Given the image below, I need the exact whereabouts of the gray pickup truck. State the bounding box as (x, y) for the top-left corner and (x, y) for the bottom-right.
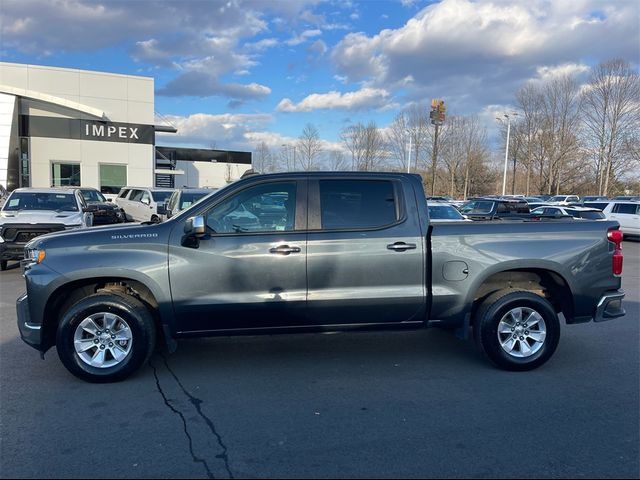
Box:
(17, 172), (626, 382)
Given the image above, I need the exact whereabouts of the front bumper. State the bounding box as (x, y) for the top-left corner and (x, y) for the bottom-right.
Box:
(0, 242), (26, 261)
(16, 292), (43, 351)
(594, 290), (626, 322)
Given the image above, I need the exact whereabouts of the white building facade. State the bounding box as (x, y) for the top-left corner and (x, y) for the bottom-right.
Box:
(0, 62), (251, 192)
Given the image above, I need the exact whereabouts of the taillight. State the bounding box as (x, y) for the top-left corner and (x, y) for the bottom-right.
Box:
(608, 228), (623, 276)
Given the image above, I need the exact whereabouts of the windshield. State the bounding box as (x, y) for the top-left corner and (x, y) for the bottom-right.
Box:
(179, 192), (211, 210)
(81, 189), (106, 203)
(428, 205), (464, 220)
(151, 191), (174, 203)
(460, 200), (494, 214)
(575, 210), (605, 220)
(2, 192), (78, 212)
(549, 196), (567, 202)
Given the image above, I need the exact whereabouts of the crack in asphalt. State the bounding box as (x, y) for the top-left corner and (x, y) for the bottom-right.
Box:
(149, 358), (215, 479)
(160, 353), (235, 479)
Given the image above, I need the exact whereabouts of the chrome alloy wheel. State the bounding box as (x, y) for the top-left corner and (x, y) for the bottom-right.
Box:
(73, 313), (133, 368)
(497, 307), (547, 358)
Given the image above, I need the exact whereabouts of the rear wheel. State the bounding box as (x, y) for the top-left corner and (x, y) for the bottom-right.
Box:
(474, 289), (560, 371)
(0, 260), (7, 271)
(56, 293), (156, 382)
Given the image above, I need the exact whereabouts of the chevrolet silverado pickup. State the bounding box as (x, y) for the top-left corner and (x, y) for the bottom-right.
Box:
(16, 172), (626, 382)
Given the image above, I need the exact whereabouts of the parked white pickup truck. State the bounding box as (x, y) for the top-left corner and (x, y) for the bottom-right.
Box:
(0, 188), (93, 270)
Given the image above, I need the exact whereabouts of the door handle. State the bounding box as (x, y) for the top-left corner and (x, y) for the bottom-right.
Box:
(269, 245), (301, 255)
(387, 242), (417, 252)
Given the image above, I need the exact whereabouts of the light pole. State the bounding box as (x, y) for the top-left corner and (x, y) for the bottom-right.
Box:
(497, 112), (517, 196)
(406, 132), (412, 174)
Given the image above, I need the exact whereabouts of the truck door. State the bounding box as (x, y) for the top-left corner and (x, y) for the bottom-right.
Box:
(305, 177), (426, 326)
(167, 179), (307, 332)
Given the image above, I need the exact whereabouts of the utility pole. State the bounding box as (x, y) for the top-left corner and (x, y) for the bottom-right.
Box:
(497, 112), (517, 196)
(429, 99), (445, 196)
(406, 133), (412, 173)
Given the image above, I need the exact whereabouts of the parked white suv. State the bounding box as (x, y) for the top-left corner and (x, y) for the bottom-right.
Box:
(547, 195), (580, 205)
(115, 187), (175, 223)
(601, 201), (640, 238)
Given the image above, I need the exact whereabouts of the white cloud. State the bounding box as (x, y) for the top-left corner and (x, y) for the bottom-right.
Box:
(276, 87), (392, 112)
(244, 38), (279, 51)
(307, 39), (328, 56)
(156, 112), (274, 149)
(286, 29), (322, 46)
(331, 0), (639, 110)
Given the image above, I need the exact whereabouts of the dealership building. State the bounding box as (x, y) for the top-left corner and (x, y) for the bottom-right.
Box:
(0, 62), (251, 192)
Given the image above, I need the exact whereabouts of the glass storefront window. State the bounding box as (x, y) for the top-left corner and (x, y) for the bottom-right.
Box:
(51, 162), (81, 186)
(99, 164), (127, 195)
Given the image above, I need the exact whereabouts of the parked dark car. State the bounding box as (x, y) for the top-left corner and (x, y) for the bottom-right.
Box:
(78, 188), (125, 225)
(459, 197), (530, 220)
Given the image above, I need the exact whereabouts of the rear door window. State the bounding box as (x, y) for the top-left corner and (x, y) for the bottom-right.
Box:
(319, 180), (398, 230)
(613, 203), (639, 214)
(129, 190), (144, 202)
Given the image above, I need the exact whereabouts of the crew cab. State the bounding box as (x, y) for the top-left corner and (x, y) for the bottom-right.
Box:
(0, 188), (93, 271)
(16, 173), (625, 382)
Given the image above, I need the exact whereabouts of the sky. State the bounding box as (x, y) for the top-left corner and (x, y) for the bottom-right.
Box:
(1, 0), (639, 155)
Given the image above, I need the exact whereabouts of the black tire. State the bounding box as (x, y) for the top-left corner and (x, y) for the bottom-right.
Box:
(150, 214), (159, 223)
(56, 293), (156, 383)
(0, 260), (7, 271)
(473, 289), (560, 371)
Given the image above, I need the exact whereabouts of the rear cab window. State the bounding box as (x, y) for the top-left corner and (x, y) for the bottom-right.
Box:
(318, 179), (398, 230)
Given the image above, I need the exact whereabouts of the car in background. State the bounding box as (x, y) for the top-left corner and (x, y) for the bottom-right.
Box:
(459, 197), (530, 221)
(160, 188), (215, 221)
(547, 195), (580, 205)
(530, 206), (606, 220)
(427, 202), (471, 222)
(115, 187), (175, 223)
(601, 201), (640, 239)
(0, 188), (93, 270)
(76, 187), (124, 225)
(612, 196), (640, 201)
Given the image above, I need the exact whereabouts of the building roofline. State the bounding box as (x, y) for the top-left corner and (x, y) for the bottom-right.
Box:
(0, 61), (153, 81)
(0, 84), (105, 118)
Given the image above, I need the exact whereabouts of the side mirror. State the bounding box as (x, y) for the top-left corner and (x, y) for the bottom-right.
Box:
(141, 197), (150, 205)
(106, 198), (113, 202)
(157, 203), (168, 215)
(184, 215), (206, 236)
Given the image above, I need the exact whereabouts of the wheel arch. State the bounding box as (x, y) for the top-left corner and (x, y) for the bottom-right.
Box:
(40, 276), (175, 353)
(469, 267), (574, 327)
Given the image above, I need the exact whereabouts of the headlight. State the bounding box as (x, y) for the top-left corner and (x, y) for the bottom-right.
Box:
(24, 248), (46, 264)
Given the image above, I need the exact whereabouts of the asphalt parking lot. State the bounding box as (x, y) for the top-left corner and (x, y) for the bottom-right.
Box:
(1, 242), (638, 479)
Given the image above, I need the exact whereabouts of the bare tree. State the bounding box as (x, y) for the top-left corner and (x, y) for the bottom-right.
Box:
(297, 123), (323, 171)
(340, 121), (387, 171)
(387, 111), (411, 171)
(252, 141), (274, 173)
(328, 150), (349, 171)
(580, 59), (640, 196)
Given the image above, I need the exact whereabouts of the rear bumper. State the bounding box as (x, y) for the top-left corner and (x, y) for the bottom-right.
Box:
(594, 290), (625, 322)
(16, 292), (43, 351)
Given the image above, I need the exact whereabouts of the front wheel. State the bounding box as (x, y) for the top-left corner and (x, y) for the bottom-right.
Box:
(56, 293), (156, 382)
(474, 289), (560, 371)
(0, 260), (7, 271)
